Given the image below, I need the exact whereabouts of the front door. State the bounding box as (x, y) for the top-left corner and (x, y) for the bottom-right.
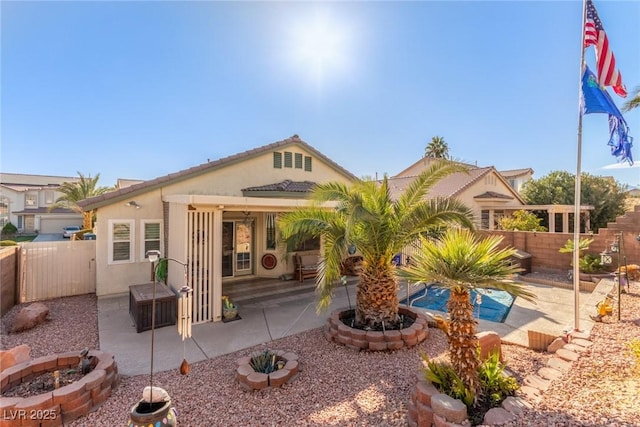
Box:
(222, 220), (254, 278)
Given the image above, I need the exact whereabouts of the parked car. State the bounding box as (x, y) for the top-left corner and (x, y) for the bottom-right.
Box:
(62, 226), (81, 238)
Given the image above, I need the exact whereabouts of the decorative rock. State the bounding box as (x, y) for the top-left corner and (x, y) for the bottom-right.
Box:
(537, 367), (563, 381)
(571, 338), (593, 348)
(10, 303), (49, 333)
(547, 357), (572, 372)
(483, 407), (516, 425)
(501, 396), (532, 416)
(524, 374), (551, 391)
(563, 343), (586, 353)
(556, 348), (579, 362)
(516, 385), (542, 402)
(547, 337), (566, 353)
(431, 393), (468, 424)
(570, 330), (591, 340)
(477, 331), (502, 361)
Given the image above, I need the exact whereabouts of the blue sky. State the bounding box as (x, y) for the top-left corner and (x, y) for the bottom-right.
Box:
(2, 1), (639, 188)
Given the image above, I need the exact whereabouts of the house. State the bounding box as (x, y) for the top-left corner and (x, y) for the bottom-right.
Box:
(77, 135), (358, 324)
(391, 158), (591, 232)
(499, 168), (534, 193)
(0, 173), (82, 233)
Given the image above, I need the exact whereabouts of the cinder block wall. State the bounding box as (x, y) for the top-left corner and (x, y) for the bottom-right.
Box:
(479, 205), (640, 272)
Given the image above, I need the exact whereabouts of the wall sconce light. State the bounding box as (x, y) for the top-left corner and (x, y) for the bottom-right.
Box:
(126, 201), (141, 209)
(146, 249), (161, 263)
(609, 241), (619, 253)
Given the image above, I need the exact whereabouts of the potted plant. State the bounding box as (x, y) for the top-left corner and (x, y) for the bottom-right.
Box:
(222, 295), (238, 321)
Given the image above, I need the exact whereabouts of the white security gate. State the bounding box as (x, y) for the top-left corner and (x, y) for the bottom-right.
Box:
(187, 211), (214, 323)
(18, 241), (96, 302)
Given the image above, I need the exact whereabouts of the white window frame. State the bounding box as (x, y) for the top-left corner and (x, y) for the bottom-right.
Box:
(45, 190), (55, 204)
(25, 193), (37, 207)
(108, 220), (135, 264)
(140, 220), (163, 261)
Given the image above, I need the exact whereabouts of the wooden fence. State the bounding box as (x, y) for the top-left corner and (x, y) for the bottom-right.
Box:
(1, 247), (18, 315)
(18, 241), (96, 303)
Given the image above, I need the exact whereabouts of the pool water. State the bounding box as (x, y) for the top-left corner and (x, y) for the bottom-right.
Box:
(401, 286), (515, 323)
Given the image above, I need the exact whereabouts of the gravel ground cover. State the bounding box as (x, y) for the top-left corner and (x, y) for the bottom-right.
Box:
(1, 280), (639, 426)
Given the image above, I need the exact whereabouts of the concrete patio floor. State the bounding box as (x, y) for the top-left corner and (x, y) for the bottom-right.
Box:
(98, 277), (615, 376)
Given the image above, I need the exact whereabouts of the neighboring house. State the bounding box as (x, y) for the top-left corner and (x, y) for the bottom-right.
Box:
(499, 168), (534, 193)
(77, 135), (358, 324)
(391, 158), (591, 232)
(0, 173), (82, 233)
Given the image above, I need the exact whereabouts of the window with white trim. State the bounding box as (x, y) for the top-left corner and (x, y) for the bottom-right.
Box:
(141, 220), (162, 260)
(25, 193), (37, 207)
(45, 191), (55, 204)
(109, 220), (134, 264)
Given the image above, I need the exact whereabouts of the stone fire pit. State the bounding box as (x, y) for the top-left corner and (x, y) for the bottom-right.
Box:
(323, 306), (430, 351)
(0, 350), (119, 426)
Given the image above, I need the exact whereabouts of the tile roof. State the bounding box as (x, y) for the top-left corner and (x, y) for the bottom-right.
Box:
(386, 167), (493, 200)
(78, 135), (358, 210)
(499, 168), (534, 178)
(473, 191), (514, 200)
(242, 180), (316, 193)
(12, 207), (77, 214)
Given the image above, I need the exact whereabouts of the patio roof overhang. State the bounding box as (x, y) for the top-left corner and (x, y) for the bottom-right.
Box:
(162, 194), (339, 212)
(480, 204), (595, 212)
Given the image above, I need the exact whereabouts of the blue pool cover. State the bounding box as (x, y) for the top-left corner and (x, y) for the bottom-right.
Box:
(401, 286), (515, 323)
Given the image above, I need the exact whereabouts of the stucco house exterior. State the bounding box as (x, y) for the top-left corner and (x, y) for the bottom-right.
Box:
(77, 135), (358, 323)
(0, 173), (82, 233)
(391, 158), (592, 232)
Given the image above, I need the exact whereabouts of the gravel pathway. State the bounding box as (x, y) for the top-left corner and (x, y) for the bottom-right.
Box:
(2, 282), (639, 426)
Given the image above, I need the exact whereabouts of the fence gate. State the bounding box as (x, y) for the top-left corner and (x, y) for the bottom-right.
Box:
(18, 241), (96, 302)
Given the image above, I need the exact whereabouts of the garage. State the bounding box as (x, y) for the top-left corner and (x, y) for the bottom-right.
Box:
(39, 216), (82, 234)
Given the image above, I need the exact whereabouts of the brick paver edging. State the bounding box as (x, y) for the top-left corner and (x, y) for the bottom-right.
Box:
(0, 350), (119, 426)
(323, 306), (430, 351)
(236, 350), (300, 391)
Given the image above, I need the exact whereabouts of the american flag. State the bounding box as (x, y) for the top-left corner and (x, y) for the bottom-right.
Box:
(584, 0), (627, 97)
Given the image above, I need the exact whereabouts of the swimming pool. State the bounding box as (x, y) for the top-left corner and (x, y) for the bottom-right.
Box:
(401, 285), (515, 323)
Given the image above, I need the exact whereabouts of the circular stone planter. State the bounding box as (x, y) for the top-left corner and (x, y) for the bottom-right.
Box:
(323, 306), (430, 351)
(235, 350), (299, 391)
(0, 350), (119, 427)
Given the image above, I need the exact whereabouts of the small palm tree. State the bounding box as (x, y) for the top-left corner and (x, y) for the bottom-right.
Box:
(398, 229), (536, 399)
(278, 160), (475, 329)
(424, 136), (449, 159)
(622, 86), (640, 112)
(49, 172), (113, 229)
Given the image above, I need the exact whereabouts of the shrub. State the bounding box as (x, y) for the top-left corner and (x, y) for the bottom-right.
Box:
(579, 253), (609, 274)
(1, 222), (17, 238)
(421, 350), (519, 425)
(627, 339), (640, 372)
(0, 240), (17, 246)
(249, 350), (285, 374)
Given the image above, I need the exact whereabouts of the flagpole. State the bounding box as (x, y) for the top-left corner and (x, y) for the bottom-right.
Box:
(572, 0), (588, 332)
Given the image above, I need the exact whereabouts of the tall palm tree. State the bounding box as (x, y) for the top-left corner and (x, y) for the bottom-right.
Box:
(424, 136), (449, 159)
(278, 160), (475, 329)
(49, 172), (113, 229)
(398, 229), (536, 399)
(622, 86), (640, 112)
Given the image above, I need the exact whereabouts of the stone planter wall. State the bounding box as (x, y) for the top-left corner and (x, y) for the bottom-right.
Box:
(0, 350), (119, 426)
(323, 306), (430, 351)
(236, 350), (299, 391)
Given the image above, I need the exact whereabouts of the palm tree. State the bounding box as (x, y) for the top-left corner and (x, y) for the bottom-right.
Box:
(398, 229), (535, 399)
(424, 136), (449, 159)
(622, 86), (640, 112)
(49, 172), (113, 229)
(278, 160), (475, 329)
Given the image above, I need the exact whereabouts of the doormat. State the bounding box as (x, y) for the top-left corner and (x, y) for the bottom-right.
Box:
(222, 315), (242, 323)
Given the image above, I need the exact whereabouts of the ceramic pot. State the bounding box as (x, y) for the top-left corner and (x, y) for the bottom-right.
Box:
(128, 399), (177, 427)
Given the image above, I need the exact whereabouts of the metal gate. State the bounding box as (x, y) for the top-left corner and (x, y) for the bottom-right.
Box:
(18, 241), (96, 302)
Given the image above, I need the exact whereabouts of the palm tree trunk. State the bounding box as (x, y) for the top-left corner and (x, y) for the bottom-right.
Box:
(355, 260), (399, 328)
(447, 287), (480, 398)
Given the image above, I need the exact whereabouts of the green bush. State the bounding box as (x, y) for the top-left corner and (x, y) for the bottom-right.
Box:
(0, 240), (17, 246)
(421, 350), (519, 425)
(1, 222), (18, 238)
(579, 253), (609, 274)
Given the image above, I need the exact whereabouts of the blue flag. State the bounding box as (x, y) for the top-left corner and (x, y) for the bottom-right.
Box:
(581, 65), (633, 165)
